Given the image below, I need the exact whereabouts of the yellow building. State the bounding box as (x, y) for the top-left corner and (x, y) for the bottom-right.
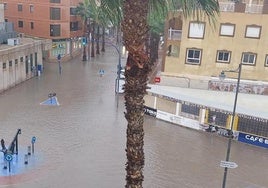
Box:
(162, 0), (268, 93)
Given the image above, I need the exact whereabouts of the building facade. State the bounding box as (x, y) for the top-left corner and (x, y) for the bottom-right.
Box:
(0, 37), (51, 93)
(3, 0), (84, 61)
(162, 0), (268, 94)
(0, 3), (51, 93)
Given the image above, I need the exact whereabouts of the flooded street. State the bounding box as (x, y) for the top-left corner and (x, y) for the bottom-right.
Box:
(0, 48), (267, 188)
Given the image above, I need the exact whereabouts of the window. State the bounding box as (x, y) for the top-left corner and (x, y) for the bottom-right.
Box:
(70, 7), (77, 15)
(216, 50), (231, 63)
(20, 57), (23, 63)
(18, 21), (23, 28)
(4, 3), (7, 10)
(242, 52), (256, 65)
(186, 48), (202, 65)
(50, 24), (61, 36)
(188, 22), (205, 39)
(30, 5), (34, 13)
(181, 104), (200, 116)
(15, 59), (18, 66)
(50, 0), (61, 3)
(207, 110), (228, 128)
(220, 23), (235, 37)
(31, 22), (34, 29)
(70, 22), (79, 31)
(238, 116), (268, 138)
(9, 61), (12, 67)
(50, 7), (61, 20)
(245, 25), (261, 38)
(18, 4), (23, 11)
(3, 63), (6, 69)
(265, 55), (268, 67)
(167, 45), (179, 57)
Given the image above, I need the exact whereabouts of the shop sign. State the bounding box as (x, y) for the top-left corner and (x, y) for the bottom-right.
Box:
(238, 132), (268, 149)
(144, 106), (157, 117)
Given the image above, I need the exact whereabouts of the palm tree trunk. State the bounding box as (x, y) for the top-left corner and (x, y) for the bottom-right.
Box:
(96, 25), (100, 55)
(122, 0), (150, 187)
(82, 20), (87, 61)
(91, 21), (95, 57)
(101, 26), (105, 52)
(150, 32), (160, 64)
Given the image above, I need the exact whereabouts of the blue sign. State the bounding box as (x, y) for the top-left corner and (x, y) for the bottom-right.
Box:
(82, 37), (87, 45)
(5, 153), (13, 162)
(238, 132), (268, 149)
(32, 136), (36, 144)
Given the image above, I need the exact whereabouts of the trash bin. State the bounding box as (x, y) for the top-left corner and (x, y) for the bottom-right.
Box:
(37, 64), (43, 73)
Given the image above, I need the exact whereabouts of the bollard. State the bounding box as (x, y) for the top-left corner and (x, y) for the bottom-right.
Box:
(27, 146), (31, 155)
(24, 154), (28, 164)
(3, 160), (7, 170)
(31, 136), (36, 154)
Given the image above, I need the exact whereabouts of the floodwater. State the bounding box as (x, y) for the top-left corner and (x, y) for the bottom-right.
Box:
(0, 47), (267, 188)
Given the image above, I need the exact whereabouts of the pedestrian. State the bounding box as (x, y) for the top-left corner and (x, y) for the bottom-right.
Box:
(1, 139), (7, 153)
(57, 54), (62, 74)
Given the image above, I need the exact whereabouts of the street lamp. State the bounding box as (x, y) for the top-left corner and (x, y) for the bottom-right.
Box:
(219, 63), (242, 188)
(100, 40), (122, 93)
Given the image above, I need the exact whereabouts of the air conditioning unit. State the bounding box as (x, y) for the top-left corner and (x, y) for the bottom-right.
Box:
(7, 38), (20, 46)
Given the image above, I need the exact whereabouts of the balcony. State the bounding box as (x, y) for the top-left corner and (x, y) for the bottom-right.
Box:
(219, 2), (263, 14)
(245, 4), (263, 14)
(168, 28), (182, 41)
(219, 2), (235, 12)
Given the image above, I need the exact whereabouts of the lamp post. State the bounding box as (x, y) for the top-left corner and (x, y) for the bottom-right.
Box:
(82, 36), (87, 61)
(99, 39), (122, 93)
(219, 63), (242, 188)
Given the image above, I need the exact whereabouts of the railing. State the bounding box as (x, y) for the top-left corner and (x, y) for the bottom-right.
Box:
(168, 29), (182, 40)
(245, 4), (263, 14)
(219, 2), (263, 14)
(219, 2), (235, 12)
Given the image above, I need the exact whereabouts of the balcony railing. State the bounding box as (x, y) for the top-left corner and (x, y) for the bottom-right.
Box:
(168, 29), (182, 41)
(219, 2), (263, 14)
(219, 2), (235, 12)
(245, 4), (263, 14)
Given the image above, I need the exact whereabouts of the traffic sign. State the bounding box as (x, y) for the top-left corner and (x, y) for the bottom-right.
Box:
(32, 136), (36, 144)
(220, 160), (238, 169)
(5, 153), (13, 162)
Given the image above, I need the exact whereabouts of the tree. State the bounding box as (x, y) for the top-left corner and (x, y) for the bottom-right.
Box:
(80, 0), (219, 187)
(76, 0), (91, 61)
(91, 0), (122, 55)
(121, 0), (219, 187)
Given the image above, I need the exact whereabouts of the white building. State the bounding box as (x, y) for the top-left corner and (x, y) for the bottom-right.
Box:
(0, 3), (51, 93)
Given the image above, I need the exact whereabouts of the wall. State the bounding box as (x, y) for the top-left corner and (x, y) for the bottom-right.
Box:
(0, 38), (46, 93)
(3, 0), (83, 39)
(144, 91), (268, 149)
(163, 11), (268, 82)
